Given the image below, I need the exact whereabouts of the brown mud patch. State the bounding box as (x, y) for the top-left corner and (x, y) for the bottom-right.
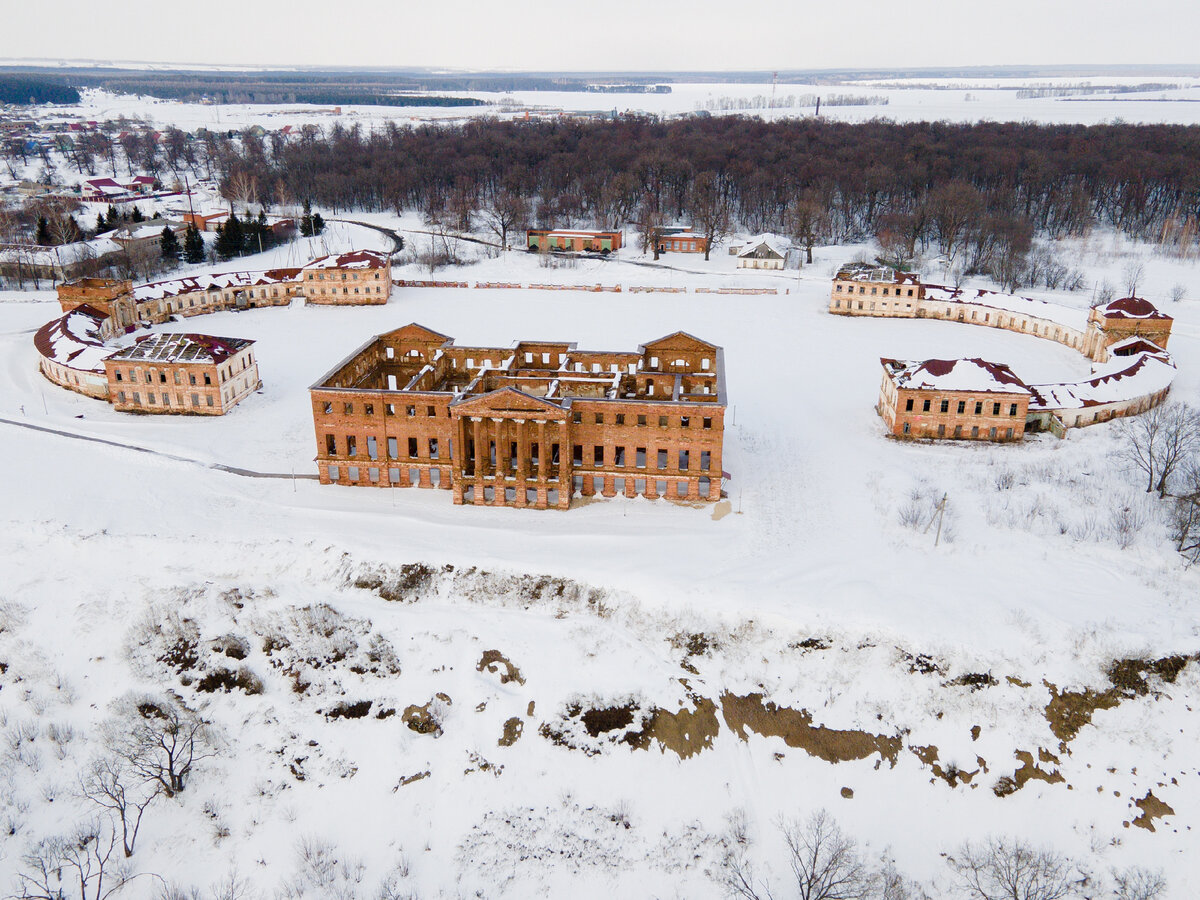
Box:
(910, 744), (978, 788)
(720, 692), (902, 767)
(1132, 791), (1175, 832)
(1044, 653), (1198, 747)
(499, 717), (524, 747)
(993, 749), (1064, 797)
(637, 699), (720, 760)
(477, 650), (526, 685)
(711, 500), (733, 521)
(402, 694), (450, 737)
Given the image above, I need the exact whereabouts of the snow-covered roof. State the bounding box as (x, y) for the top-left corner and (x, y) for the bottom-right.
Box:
(881, 357), (1032, 395)
(1028, 350), (1176, 411)
(133, 267), (301, 301)
(736, 233), (789, 258)
(110, 332), (254, 366)
(302, 249), (390, 270)
(0, 237), (123, 267)
(33, 304), (114, 373)
(835, 262), (920, 284)
(1095, 296), (1172, 321)
(922, 284), (1090, 333)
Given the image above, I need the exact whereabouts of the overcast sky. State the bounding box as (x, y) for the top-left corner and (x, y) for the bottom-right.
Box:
(8, 0), (1200, 72)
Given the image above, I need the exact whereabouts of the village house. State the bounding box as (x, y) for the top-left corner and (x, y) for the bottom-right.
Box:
(309, 324), (725, 510)
(879, 358), (1032, 441)
(654, 226), (708, 254)
(104, 332), (260, 415)
(735, 234), (789, 269)
(830, 263), (925, 312)
(301, 250), (392, 305)
(526, 229), (623, 253)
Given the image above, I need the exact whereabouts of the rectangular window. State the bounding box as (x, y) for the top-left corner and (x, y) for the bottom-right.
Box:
(573, 411), (582, 424)
(974, 402), (983, 415)
(573, 444), (583, 464)
(992, 403), (1001, 416)
(657, 449), (668, 470)
(1006, 428), (1014, 439)
(189, 374), (197, 386)
(701, 450), (711, 470)
(115, 371), (123, 382)
(922, 399), (931, 412)
(679, 450), (689, 470)
(615, 413), (625, 425)
(408, 438), (418, 458)
(369, 467), (380, 483)
(637, 415), (647, 426)
(614, 446), (626, 467)
(989, 427), (997, 439)
(939, 400), (949, 413)
(954, 425), (962, 437)
(191, 393), (199, 407)
(117, 391), (125, 403)
(204, 374), (212, 386)
(594, 446), (604, 465)
(957, 401), (966, 414)
(636, 447), (647, 468)
(427, 405), (435, 417)
(347, 466), (359, 481)
(344, 402), (353, 415)
(367, 436), (378, 460)
(206, 396), (213, 407)
(902, 422), (910, 434)
(1010, 404), (1018, 417)
(388, 437), (398, 459)
(329, 466), (340, 481)
(937, 424), (946, 437)
(594, 413), (603, 425)
(406, 405), (415, 417)
(364, 403), (374, 416)
(346, 436), (357, 456)
(905, 399), (913, 412)
(658, 416), (668, 427)
(326, 435), (337, 455)
(429, 438), (439, 459)
(702, 417), (712, 429)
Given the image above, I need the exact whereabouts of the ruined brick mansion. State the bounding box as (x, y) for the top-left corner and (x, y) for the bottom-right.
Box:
(310, 324), (726, 510)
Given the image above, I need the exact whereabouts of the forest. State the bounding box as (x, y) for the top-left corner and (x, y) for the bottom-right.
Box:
(206, 116), (1200, 285)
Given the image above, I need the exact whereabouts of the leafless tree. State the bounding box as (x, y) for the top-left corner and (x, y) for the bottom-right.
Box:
(102, 695), (219, 798)
(1169, 461), (1200, 564)
(788, 194), (827, 265)
(14, 818), (143, 900)
(946, 837), (1075, 900)
(480, 189), (528, 250)
(686, 171), (733, 261)
(635, 193), (666, 260)
(1123, 260), (1145, 298)
(1119, 401), (1200, 496)
(1112, 867), (1166, 900)
(723, 810), (878, 900)
(79, 756), (162, 857)
(1169, 283), (1187, 303)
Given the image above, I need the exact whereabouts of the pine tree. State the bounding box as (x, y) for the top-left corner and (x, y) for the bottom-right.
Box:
(160, 226), (180, 261)
(96, 213), (107, 233)
(184, 223), (205, 264)
(311, 212), (325, 236)
(105, 205), (119, 229)
(35, 216), (50, 245)
(299, 199), (314, 237)
(130, 205), (144, 223)
(214, 212), (244, 259)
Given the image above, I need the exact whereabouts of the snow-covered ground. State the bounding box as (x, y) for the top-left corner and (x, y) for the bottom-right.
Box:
(2, 222), (1199, 897)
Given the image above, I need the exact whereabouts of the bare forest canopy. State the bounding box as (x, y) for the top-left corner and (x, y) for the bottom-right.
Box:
(0, 74), (80, 105)
(210, 117), (1200, 252)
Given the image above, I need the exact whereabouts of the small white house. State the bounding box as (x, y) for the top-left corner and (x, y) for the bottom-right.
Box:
(735, 234), (790, 270)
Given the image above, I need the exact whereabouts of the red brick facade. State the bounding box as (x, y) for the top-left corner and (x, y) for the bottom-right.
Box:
(310, 324), (725, 510)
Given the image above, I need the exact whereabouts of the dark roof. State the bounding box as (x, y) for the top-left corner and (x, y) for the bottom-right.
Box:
(1100, 297), (1172, 321)
(109, 332), (254, 365)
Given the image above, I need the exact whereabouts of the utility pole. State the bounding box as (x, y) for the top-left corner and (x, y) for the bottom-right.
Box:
(924, 493), (949, 546)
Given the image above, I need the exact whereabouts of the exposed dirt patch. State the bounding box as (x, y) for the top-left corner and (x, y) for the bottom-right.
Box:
(582, 704), (637, 737)
(499, 717), (524, 747)
(791, 637), (832, 653)
(1044, 654), (1198, 747)
(711, 500), (733, 521)
(719, 692), (902, 767)
(841, 787), (854, 798)
(355, 562), (445, 602)
(910, 744), (978, 787)
(638, 699), (720, 760)
(901, 652), (946, 676)
(325, 700), (373, 720)
(195, 666), (263, 695)
(465, 750), (503, 777)
(994, 749), (1064, 797)
(396, 770), (430, 789)
(1132, 791), (1175, 831)
(403, 699), (445, 737)
(477, 650), (526, 685)
(947, 672), (998, 691)
(539, 700), (651, 756)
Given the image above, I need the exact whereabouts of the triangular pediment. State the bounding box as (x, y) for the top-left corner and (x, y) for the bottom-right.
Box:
(641, 331), (719, 353)
(381, 322), (452, 343)
(450, 388), (566, 417)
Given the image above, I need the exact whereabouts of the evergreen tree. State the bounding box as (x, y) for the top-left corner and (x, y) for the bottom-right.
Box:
(299, 199), (314, 237)
(184, 223), (205, 264)
(130, 205), (144, 223)
(310, 212), (325, 236)
(160, 225), (180, 261)
(214, 211), (244, 259)
(35, 216), (50, 245)
(96, 213), (107, 233)
(106, 205), (119, 228)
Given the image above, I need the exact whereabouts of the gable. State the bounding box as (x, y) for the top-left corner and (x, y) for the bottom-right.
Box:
(642, 331), (719, 354)
(451, 388), (566, 417)
(380, 322), (452, 344)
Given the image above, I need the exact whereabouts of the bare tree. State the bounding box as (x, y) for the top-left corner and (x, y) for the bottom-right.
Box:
(1119, 402), (1200, 496)
(15, 818), (142, 900)
(79, 756), (162, 857)
(1112, 867), (1166, 900)
(722, 810), (878, 900)
(635, 192), (666, 260)
(103, 695), (218, 798)
(1123, 260), (1145, 298)
(946, 837), (1075, 900)
(686, 171), (733, 261)
(1169, 461), (1200, 564)
(1169, 283), (1187, 303)
(480, 189), (528, 250)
